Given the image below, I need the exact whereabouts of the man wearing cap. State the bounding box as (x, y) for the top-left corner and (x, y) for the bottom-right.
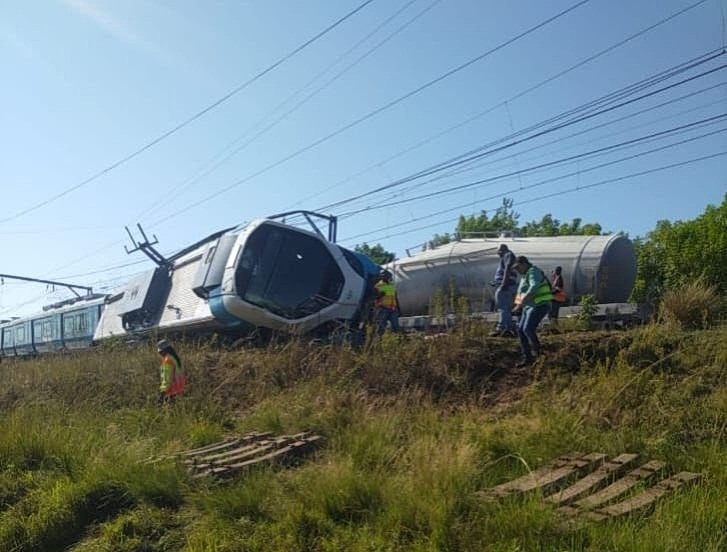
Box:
(157, 339), (186, 404)
(511, 256), (553, 367)
(490, 243), (518, 337)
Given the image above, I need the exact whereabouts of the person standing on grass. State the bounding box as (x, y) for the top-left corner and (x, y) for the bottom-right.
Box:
(549, 266), (567, 322)
(374, 270), (400, 334)
(489, 243), (518, 337)
(511, 256), (553, 367)
(157, 339), (186, 405)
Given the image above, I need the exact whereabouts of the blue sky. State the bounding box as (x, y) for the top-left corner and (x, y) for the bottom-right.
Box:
(1, 0), (725, 316)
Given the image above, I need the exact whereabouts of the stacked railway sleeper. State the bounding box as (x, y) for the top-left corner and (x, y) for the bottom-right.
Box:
(163, 431), (324, 479)
(477, 452), (701, 522)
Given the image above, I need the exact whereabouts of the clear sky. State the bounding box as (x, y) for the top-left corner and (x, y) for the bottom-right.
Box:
(1, 0), (725, 316)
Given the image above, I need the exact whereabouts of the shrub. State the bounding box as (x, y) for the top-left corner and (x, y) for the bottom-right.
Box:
(658, 280), (720, 330)
(577, 294), (597, 330)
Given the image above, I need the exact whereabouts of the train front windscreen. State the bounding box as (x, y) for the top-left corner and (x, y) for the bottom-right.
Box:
(234, 224), (345, 320)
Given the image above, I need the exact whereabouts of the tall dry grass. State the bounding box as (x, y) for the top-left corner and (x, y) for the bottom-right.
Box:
(0, 325), (723, 551)
(658, 280), (722, 330)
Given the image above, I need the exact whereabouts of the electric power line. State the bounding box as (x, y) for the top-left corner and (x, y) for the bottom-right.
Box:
(339, 112), (727, 217)
(134, 0), (433, 221)
(0, 0), (378, 225)
(352, 85), (727, 210)
(351, 149), (727, 246)
(315, 52), (727, 213)
(289, 0), (713, 209)
(147, 0), (594, 227)
(342, 125), (727, 243)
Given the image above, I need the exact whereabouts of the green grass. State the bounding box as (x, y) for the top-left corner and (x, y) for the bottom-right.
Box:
(0, 324), (724, 551)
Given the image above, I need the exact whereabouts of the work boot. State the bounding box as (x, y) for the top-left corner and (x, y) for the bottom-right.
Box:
(515, 356), (534, 368)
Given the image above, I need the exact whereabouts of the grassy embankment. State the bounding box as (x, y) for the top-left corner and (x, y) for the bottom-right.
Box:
(0, 322), (724, 551)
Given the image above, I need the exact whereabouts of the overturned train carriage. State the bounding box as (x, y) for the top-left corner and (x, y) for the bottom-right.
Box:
(94, 218), (380, 341)
(391, 234), (637, 316)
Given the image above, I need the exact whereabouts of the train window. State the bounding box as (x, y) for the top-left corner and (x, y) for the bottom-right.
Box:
(15, 326), (25, 343)
(236, 225), (344, 319)
(79, 313), (88, 332)
(66, 315), (76, 336)
(42, 320), (53, 340)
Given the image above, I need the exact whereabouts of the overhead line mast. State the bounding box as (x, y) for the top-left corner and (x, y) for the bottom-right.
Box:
(0, 274), (92, 299)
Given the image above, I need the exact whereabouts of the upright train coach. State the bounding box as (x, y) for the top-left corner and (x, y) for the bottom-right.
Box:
(0, 212), (638, 356)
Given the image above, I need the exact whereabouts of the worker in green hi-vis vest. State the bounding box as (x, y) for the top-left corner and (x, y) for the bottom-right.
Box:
(511, 256), (554, 368)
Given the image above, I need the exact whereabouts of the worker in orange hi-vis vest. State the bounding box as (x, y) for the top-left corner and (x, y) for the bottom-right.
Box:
(549, 266), (567, 322)
(157, 339), (186, 405)
(374, 270), (401, 334)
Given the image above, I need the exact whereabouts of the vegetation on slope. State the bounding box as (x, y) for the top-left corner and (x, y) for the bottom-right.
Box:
(0, 323), (724, 551)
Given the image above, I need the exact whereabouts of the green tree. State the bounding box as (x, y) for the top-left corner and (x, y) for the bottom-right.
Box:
(520, 214), (604, 236)
(455, 198), (520, 237)
(354, 243), (395, 266)
(429, 233), (453, 248)
(430, 197), (606, 243)
(631, 194), (727, 302)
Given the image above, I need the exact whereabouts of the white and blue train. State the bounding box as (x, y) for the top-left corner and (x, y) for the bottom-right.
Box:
(1, 295), (106, 357)
(0, 211), (638, 357)
(0, 212), (381, 357)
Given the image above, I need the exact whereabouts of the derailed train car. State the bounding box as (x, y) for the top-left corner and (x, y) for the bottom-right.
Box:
(392, 234), (636, 316)
(93, 214), (381, 343)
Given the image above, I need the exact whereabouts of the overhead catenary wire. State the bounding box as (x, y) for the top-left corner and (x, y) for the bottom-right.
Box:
(351, 149), (727, 245)
(289, 0), (713, 209)
(147, 0), (594, 227)
(354, 85), (727, 210)
(0, 0), (378, 225)
(342, 124), (727, 243)
(315, 52), (727, 213)
(134, 0), (435, 221)
(338, 112), (727, 217)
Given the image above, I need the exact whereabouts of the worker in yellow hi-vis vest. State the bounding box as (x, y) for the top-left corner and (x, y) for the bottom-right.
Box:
(374, 270), (400, 334)
(157, 339), (186, 405)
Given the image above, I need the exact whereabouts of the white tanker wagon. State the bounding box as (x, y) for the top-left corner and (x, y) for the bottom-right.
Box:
(390, 234), (637, 317)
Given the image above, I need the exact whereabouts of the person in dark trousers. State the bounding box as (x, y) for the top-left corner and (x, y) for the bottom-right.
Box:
(374, 270), (400, 334)
(511, 256), (553, 367)
(157, 339), (186, 405)
(489, 243), (518, 337)
(550, 266), (566, 322)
